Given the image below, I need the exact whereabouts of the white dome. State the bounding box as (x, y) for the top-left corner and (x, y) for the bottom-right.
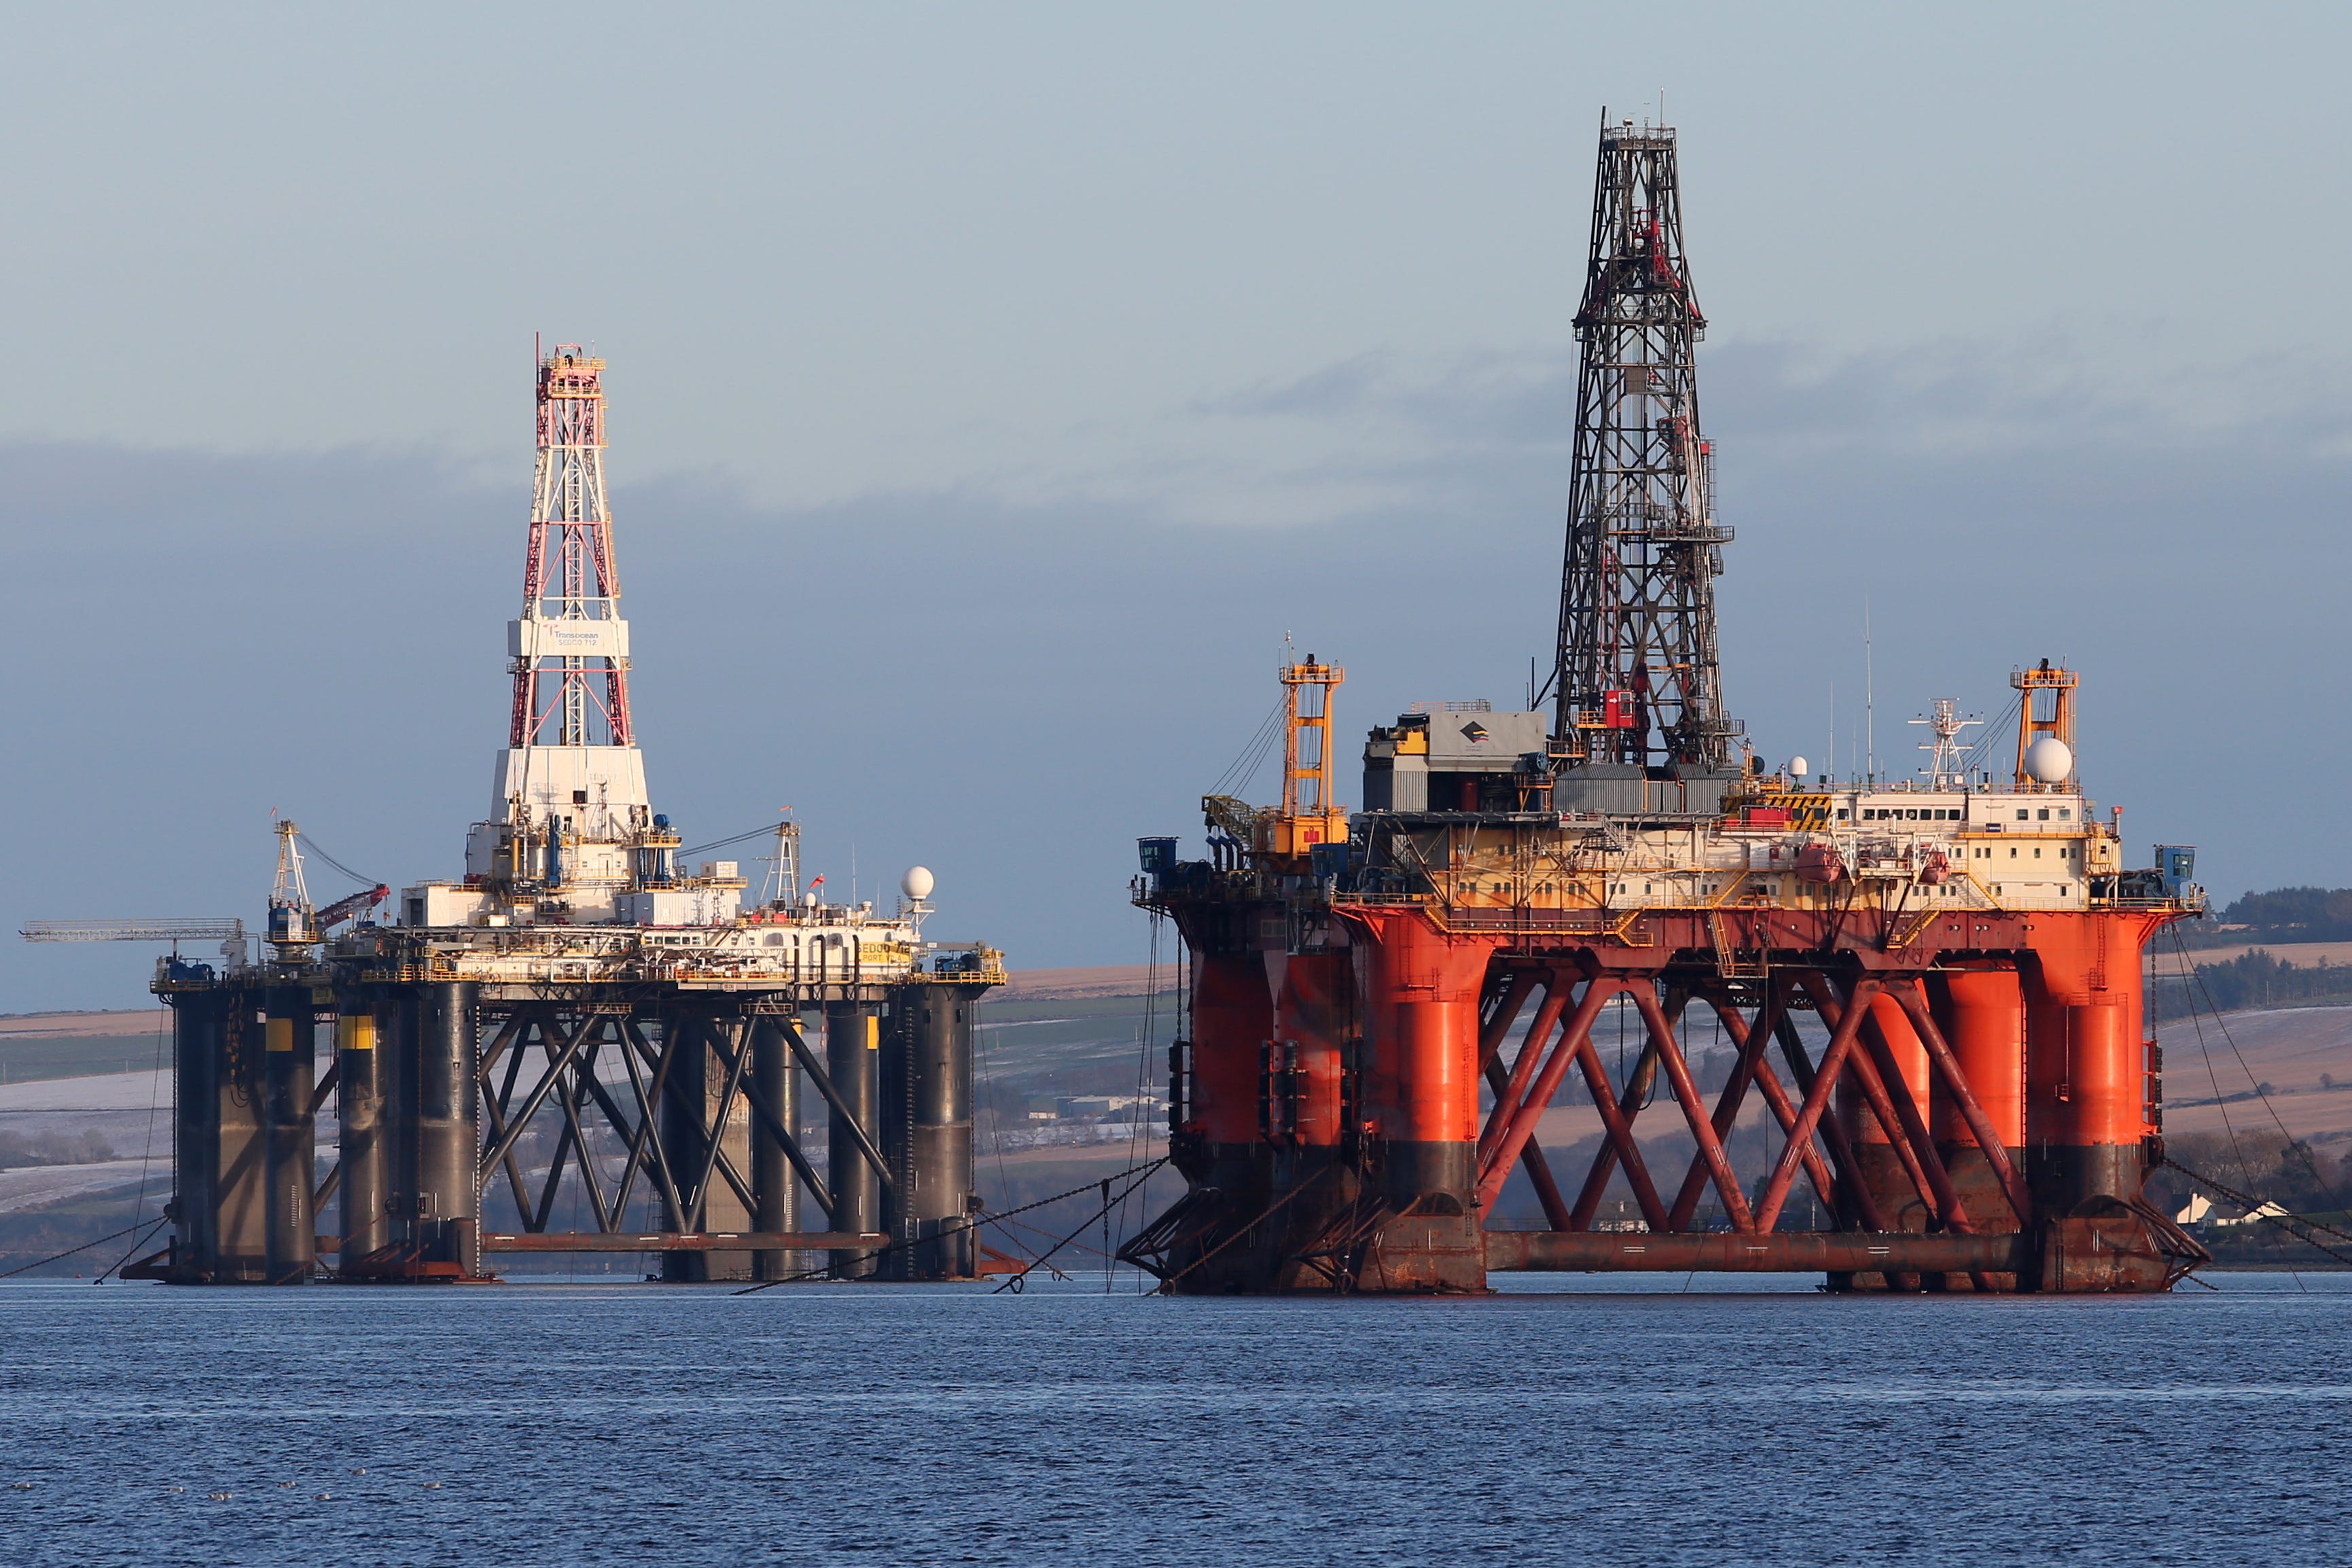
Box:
(2024, 736), (2074, 784)
(901, 866), (935, 900)
(1786, 755), (1810, 779)
(802, 891), (819, 908)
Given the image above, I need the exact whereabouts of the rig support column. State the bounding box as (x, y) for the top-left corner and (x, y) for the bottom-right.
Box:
(826, 1001), (880, 1279)
(658, 1014), (753, 1281)
(213, 990), (267, 1282)
(1840, 988), (1935, 1236)
(168, 989), (246, 1281)
(2026, 923), (2148, 1211)
(1168, 945), (1277, 1286)
(880, 983), (976, 1281)
(750, 1016), (801, 1281)
(262, 986), (317, 1285)
(336, 997), (391, 1268)
(414, 980), (482, 1277)
(1264, 949), (1356, 1278)
(2018, 916), (2176, 1289)
(1931, 969), (2027, 1239)
(1353, 911), (1490, 1291)
(658, 1012), (707, 1282)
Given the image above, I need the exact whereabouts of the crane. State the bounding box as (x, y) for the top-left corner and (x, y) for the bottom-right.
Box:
(20, 919), (245, 944)
(312, 885), (390, 933)
(20, 917), (251, 973)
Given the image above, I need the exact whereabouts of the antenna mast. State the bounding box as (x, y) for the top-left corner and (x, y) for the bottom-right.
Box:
(1549, 115), (1739, 774)
(1911, 698), (1980, 791)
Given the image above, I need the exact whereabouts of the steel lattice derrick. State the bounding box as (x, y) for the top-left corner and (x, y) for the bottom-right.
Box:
(511, 344), (635, 749)
(1548, 118), (1739, 772)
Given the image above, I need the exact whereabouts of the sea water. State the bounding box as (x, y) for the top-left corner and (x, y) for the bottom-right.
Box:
(0, 1271), (2344, 1565)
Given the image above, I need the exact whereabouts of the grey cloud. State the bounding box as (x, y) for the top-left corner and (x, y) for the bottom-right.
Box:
(5, 336), (2345, 1008)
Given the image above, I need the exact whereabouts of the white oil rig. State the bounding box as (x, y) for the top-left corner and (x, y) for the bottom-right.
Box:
(47, 344), (1003, 1286)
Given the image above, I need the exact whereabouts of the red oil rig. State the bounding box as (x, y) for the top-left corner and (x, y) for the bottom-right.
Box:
(1124, 118), (2208, 1294)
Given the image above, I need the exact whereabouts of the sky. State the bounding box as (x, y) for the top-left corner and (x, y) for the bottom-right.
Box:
(3, 5), (2349, 1010)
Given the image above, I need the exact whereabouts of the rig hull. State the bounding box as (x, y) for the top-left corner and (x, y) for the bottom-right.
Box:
(1130, 853), (2205, 1296)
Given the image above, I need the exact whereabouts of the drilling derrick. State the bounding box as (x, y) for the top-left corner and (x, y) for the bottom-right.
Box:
(1550, 119), (1739, 794)
(501, 344), (645, 821)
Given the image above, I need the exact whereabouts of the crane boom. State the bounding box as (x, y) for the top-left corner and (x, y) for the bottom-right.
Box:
(20, 919), (247, 943)
(312, 885), (389, 934)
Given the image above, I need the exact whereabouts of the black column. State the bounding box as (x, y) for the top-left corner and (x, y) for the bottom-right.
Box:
(825, 1001), (880, 1278)
(880, 984), (976, 1280)
(262, 987), (317, 1285)
(750, 1016), (800, 1281)
(414, 981), (481, 1277)
(169, 990), (229, 1281)
(658, 1014), (713, 1282)
(336, 996), (391, 1268)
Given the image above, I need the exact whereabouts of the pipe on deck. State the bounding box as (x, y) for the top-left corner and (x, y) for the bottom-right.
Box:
(483, 1231), (885, 1253)
(1484, 1228), (2033, 1275)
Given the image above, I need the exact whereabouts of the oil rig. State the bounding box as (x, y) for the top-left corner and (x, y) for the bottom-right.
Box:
(1124, 118), (2209, 1294)
(122, 345), (1001, 1285)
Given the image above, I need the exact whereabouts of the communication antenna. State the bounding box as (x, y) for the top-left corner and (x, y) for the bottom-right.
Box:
(1910, 699), (1981, 791)
(1864, 599), (1875, 784)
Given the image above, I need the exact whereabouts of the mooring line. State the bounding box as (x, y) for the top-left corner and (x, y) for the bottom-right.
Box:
(730, 1156), (1169, 1296)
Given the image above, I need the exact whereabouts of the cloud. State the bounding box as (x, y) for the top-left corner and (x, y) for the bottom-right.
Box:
(3, 331), (2345, 1008)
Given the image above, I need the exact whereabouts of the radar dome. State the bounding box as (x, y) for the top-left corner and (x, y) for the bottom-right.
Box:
(2025, 736), (2073, 784)
(1786, 755), (1810, 779)
(902, 866), (935, 900)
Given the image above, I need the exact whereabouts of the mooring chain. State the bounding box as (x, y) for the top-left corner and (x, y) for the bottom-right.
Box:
(2164, 1156), (2352, 1270)
(731, 1156), (1169, 1296)
(988, 1158), (1169, 1295)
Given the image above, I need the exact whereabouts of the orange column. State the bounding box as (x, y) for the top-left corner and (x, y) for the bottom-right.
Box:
(1931, 968), (2027, 1239)
(1272, 950), (1351, 1147)
(1840, 991), (1934, 1232)
(2065, 1001), (2139, 1149)
(2024, 912), (2160, 1213)
(1349, 910), (1492, 1208)
(1190, 947), (1274, 1150)
(1935, 970), (2026, 1150)
(1870, 993), (1932, 1121)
